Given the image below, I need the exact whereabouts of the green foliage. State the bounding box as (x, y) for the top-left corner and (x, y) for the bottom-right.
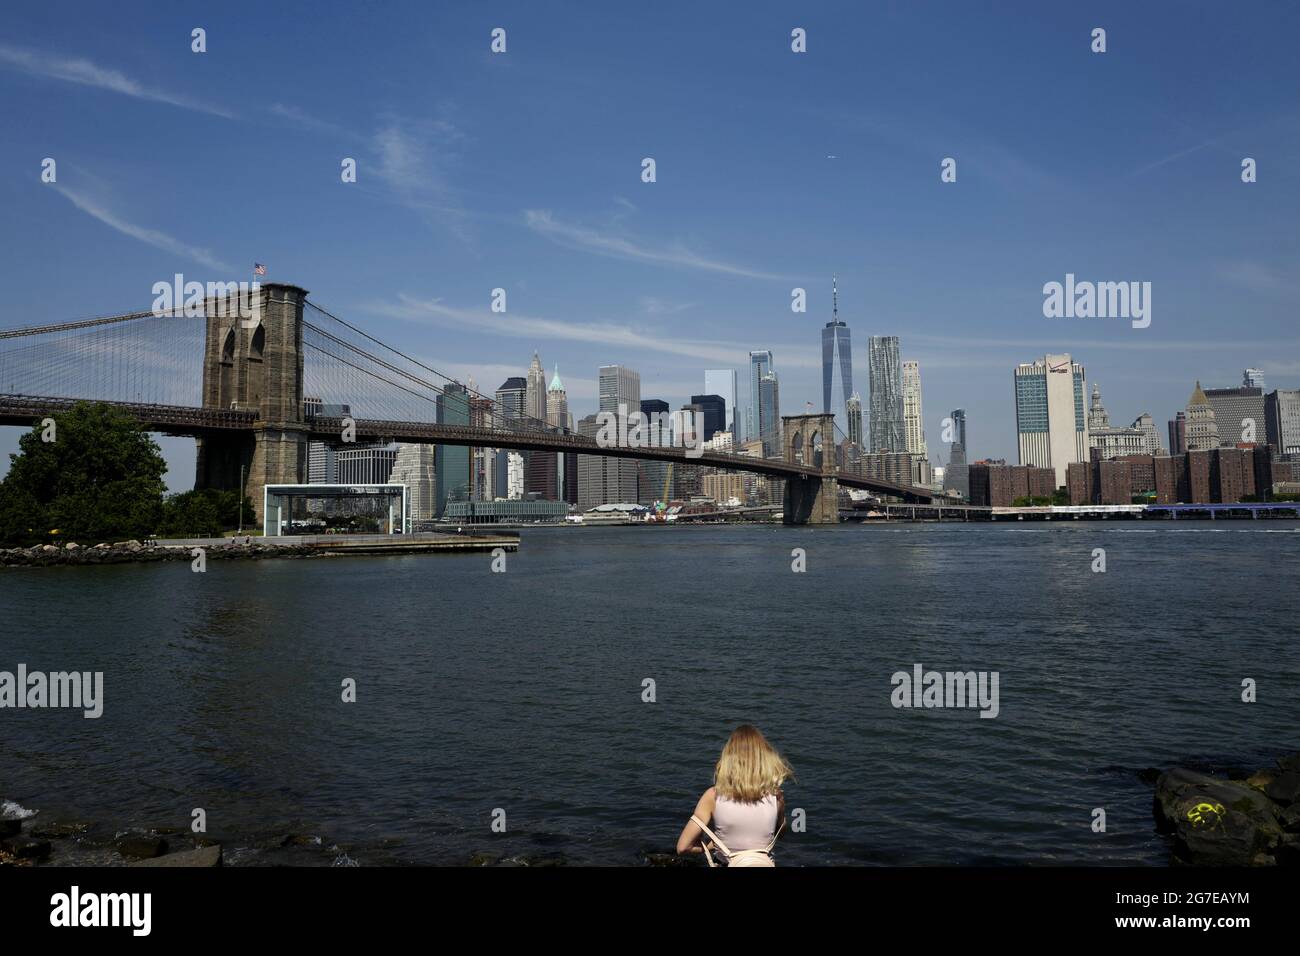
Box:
(1050, 487), (1070, 506)
(0, 402), (166, 545)
(1012, 495), (1053, 507)
(158, 489), (253, 538)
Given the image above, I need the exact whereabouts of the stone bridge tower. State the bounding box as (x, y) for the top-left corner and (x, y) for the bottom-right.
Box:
(782, 412), (839, 524)
(194, 282), (310, 522)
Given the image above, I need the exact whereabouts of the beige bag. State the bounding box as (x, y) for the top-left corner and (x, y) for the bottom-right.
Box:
(690, 814), (783, 867)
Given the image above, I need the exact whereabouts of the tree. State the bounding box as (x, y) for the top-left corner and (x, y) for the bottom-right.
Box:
(158, 489), (253, 538)
(0, 402), (166, 545)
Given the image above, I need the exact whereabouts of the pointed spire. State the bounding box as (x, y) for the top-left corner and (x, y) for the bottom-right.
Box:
(832, 274), (839, 321)
(1189, 380), (1209, 406)
(549, 364), (564, 391)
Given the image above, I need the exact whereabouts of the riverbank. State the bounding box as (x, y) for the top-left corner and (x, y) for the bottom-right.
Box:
(0, 532), (518, 568)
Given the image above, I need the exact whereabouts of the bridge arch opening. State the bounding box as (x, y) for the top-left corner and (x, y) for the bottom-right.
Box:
(791, 432), (803, 465)
(811, 430), (823, 469)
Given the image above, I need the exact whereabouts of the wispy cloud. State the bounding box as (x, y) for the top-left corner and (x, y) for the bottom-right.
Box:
(820, 109), (1061, 193)
(523, 210), (799, 281)
(1216, 260), (1295, 296)
(54, 186), (232, 272)
(638, 296), (695, 316)
(0, 44), (235, 119)
(268, 102), (347, 136)
(367, 293), (807, 366)
(904, 331), (1300, 353)
(371, 117), (470, 239)
(1126, 139), (1218, 178)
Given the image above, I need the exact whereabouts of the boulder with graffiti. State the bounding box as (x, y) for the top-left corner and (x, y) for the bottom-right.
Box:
(1153, 756), (1300, 865)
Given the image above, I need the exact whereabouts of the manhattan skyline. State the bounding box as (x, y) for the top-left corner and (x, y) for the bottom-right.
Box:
(2, 1), (1298, 491)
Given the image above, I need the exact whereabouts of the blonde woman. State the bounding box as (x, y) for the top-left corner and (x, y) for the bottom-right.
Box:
(675, 725), (793, 867)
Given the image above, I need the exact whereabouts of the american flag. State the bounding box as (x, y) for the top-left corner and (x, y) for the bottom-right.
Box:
(253, 263), (267, 276)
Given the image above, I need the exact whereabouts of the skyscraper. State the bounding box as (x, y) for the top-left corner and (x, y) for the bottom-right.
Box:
(868, 336), (904, 452)
(821, 277), (853, 421)
(1244, 368), (1266, 390)
(748, 350), (772, 444)
(704, 369), (738, 442)
(546, 367), (576, 503)
(435, 382), (471, 516)
(758, 369), (780, 456)
(690, 394), (727, 441)
(495, 377), (527, 422)
(949, 408), (968, 465)
(1265, 389), (1300, 455)
(1185, 381), (1220, 451)
(546, 366), (569, 430)
(1013, 353), (1088, 488)
(468, 379), (497, 501)
(639, 399), (672, 504)
(901, 360), (927, 458)
(945, 408), (969, 499)
(590, 364), (640, 504)
(494, 376), (528, 500)
(1204, 385), (1265, 446)
(846, 392), (863, 449)
(526, 352), (546, 422)
(1168, 411), (1187, 455)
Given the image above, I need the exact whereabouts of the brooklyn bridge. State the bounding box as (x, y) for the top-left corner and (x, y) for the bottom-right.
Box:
(0, 283), (942, 524)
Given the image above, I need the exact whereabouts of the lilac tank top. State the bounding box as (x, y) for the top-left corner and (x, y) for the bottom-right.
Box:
(712, 793), (779, 851)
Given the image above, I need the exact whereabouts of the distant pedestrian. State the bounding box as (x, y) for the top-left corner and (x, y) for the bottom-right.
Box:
(676, 724), (792, 867)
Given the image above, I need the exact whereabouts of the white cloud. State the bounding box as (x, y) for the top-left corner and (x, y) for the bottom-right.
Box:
(367, 293), (818, 367)
(372, 118), (470, 239)
(0, 44), (235, 119)
(268, 103), (347, 136)
(54, 186), (232, 272)
(523, 210), (798, 281)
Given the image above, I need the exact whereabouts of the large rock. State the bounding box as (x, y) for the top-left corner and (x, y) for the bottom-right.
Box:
(1, 836), (51, 860)
(130, 844), (222, 867)
(29, 821), (90, 840)
(1154, 768), (1284, 865)
(1265, 773), (1300, 807)
(116, 835), (168, 859)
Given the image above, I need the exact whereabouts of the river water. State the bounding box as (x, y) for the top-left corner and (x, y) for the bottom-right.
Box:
(2, 522), (1297, 865)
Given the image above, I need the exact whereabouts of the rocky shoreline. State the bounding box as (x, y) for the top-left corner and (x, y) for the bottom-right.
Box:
(1, 539), (324, 568)
(0, 805), (691, 868)
(7, 752), (1296, 866)
(1150, 752), (1300, 865)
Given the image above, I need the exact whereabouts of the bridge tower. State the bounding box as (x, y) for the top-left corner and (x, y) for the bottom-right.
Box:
(194, 283), (310, 522)
(781, 412), (839, 524)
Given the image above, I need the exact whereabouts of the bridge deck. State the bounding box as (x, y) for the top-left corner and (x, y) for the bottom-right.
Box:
(0, 394), (942, 502)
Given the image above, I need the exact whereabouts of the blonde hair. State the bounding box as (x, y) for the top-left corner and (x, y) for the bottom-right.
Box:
(713, 725), (793, 802)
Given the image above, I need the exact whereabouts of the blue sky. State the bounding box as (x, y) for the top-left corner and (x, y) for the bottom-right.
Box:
(2, 0), (1298, 489)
